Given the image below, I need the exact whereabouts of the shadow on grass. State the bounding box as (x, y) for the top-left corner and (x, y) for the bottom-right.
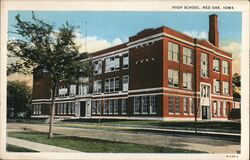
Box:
(8, 131), (205, 153)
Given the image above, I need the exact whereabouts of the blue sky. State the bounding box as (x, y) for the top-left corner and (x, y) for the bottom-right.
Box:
(8, 11), (242, 74)
(9, 11), (241, 43)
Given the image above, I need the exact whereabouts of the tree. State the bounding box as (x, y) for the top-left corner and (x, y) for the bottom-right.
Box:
(7, 81), (32, 118)
(8, 12), (93, 138)
(233, 73), (241, 99)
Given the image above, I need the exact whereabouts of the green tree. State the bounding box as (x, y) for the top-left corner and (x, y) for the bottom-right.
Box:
(7, 81), (32, 118)
(8, 12), (93, 138)
(233, 73), (241, 99)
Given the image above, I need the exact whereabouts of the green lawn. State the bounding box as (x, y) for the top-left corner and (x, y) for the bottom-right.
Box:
(62, 119), (241, 133)
(8, 131), (204, 153)
(6, 144), (37, 152)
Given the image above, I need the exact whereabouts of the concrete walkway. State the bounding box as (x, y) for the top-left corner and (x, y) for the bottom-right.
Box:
(7, 137), (81, 152)
(7, 123), (240, 153)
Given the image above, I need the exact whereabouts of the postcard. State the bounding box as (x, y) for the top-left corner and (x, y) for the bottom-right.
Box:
(0, 0), (249, 160)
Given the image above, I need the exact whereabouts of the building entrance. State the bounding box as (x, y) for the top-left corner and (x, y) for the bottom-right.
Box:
(202, 106), (210, 119)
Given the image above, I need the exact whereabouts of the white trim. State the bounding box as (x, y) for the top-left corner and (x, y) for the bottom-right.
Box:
(163, 93), (195, 98)
(92, 50), (128, 61)
(211, 94), (233, 99)
(92, 97), (128, 101)
(32, 99), (51, 102)
(127, 33), (164, 46)
(129, 93), (163, 97)
(129, 87), (163, 93)
(128, 37), (163, 49)
(32, 102), (52, 105)
(164, 87), (195, 94)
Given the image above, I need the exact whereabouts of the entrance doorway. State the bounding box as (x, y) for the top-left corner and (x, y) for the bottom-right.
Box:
(202, 106), (210, 119)
(80, 101), (86, 117)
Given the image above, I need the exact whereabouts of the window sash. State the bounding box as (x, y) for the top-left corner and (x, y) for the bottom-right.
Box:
(142, 96), (148, 114)
(183, 47), (192, 65)
(168, 96), (174, 113)
(122, 99), (127, 114)
(150, 96), (156, 114)
(175, 97), (180, 114)
(168, 69), (179, 87)
(183, 97), (188, 114)
(168, 42), (179, 62)
(114, 99), (119, 114)
(123, 53), (129, 69)
(134, 97), (140, 114)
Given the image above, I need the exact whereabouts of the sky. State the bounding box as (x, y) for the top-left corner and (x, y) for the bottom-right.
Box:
(8, 11), (242, 85)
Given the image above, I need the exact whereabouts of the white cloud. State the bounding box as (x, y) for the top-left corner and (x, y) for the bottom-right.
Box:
(183, 31), (208, 39)
(74, 31), (123, 53)
(221, 42), (241, 59)
(220, 41), (241, 74)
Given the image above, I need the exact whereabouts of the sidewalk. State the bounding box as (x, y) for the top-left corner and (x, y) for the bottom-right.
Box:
(7, 137), (81, 152)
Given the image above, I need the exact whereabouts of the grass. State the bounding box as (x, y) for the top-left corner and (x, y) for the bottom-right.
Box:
(6, 144), (37, 152)
(8, 131), (204, 153)
(62, 119), (241, 133)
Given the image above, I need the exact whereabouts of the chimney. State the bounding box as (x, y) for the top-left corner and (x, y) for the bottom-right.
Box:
(208, 14), (219, 47)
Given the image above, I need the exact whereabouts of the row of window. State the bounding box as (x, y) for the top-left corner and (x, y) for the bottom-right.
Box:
(33, 104), (42, 115)
(168, 42), (230, 77)
(134, 96), (156, 114)
(213, 80), (229, 95)
(56, 102), (76, 115)
(93, 76), (129, 94)
(93, 53), (129, 75)
(168, 96), (195, 115)
(92, 99), (127, 115)
(213, 101), (229, 117)
(168, 69), (192, 90)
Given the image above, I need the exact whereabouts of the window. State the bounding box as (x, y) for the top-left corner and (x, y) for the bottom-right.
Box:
(114, 99), (119, 114)
(122, 75), (129, 92)
(213, 79), (220, 94)
(201, 85), (210, 98)
(201, 53), (209, 77)
(213, 58), (220, 72)
(63, 103), (67, 114)
(68, 102), (72, 114)
(134, 97), (140, 114)
(183, 73), (192, 90)
(69, 85), (76, 96)
(58, 86), (68, 97)
(222, 61), (229, 74)
(71, 102), (75, 114)
(213, 101), (217, 116)
(96, 101), (101, 115)
(79, 84), (88, 95)
(105, 56), (120, 72)
(168, 96), (174, 114)
(183, 47), (193, 65)
(175, 97), (180, 114)
(122, 99), (127, 114)
(109, 100), (113, 114)
(93, 60), (102, 75)
(123, 53), (129, 69)
(168, 42), (179, 62)
(183, 97), (188, 114)
(168, 69), (179, 87)
(218, 101), (221, 116)
(93, 80), (102, 94)
(56, 103), (60, 115)
(105, 77), (119, 93)
(223, 101), (226, 116)
(104, 100), (108, 114)
(190, 98), (194, 115)
(33, 104), (41, 115)
(149, 96), (156, 114)
(142, 96), (148, 114)
(223, 81), (229, 95)
(92, 101), (97, 115)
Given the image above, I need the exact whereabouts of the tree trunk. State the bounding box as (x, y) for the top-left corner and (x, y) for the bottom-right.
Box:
(48, 83), (57, 139)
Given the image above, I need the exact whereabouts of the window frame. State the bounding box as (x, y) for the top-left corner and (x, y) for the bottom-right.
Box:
(183, 47), (193, 65)
(168, 42), (180, 62)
